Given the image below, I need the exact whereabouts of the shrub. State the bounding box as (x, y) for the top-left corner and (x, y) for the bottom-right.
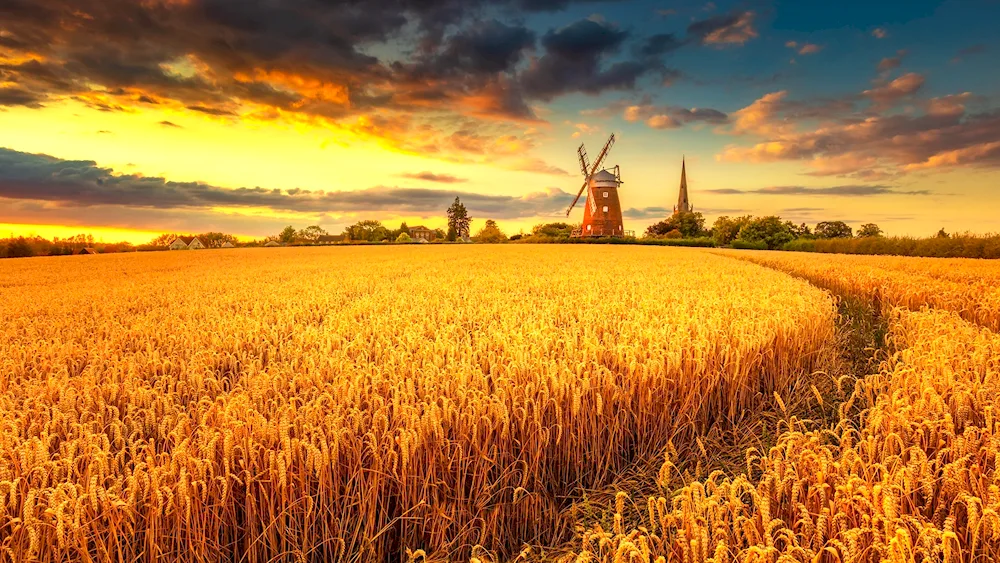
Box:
(731, 239), (769, 250)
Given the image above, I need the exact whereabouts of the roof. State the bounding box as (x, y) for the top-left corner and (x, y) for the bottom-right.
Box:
(78, 247), (98, 254)
(317, 234), (346, 242)
(409, 225), (432, 232)
(221, 241), (235, 247)
(592, 169), (618, 182)
(174, 236), (202, 246)
(264, 240), (281, 246)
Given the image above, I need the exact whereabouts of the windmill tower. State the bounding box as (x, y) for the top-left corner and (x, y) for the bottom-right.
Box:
(566, 133), (625, 237)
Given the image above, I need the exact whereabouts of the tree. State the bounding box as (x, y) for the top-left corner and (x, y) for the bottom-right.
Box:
(532, 222), (575, 238)
(936, 228), (949, 238)
(815, 221), (853, 239)
(392, 222), (410, 240)
(790, 222), (812, 239)
(737, 216), (796, 249)
(446, 225), (457, 242)
(857, 223), (883, 238)
(432, 228), (447, 241)
(149, 233), (181, 247)
(396, 232), (412, 243)
(279, 225), (298, 244)
(646, 212), (705, 238)
(198, 232), (239, 248)
(4, 237), (35, 258)
(297, 225), (328, 243)
(345, 220), (389, 242)
(712, 215), (752, 246)
(475, 219), (508, 243)
(447, 197), (471, 239)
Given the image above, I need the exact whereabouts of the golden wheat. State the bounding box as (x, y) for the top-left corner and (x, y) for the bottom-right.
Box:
(577, 251), (1000, 563)
(0, 246), (835, 562)
(716, 249), (1000, 331)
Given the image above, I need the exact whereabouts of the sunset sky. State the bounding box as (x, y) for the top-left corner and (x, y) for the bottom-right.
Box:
(1, 0), (998, 242)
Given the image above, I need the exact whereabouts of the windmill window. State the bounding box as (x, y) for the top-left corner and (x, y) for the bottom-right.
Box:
(587, 225), (592, 231)
(603, 192), (608, 198)
(602, 206), (609, 213)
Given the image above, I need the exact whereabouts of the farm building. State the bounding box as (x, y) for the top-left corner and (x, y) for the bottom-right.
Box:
(264, 241), (281, 247)
(221, 242), (235, 248)
(317, 235), (347, 244)
(408, 226), (434, 241)
(77, 248), (98, 255)
(169, 236), (205, 250)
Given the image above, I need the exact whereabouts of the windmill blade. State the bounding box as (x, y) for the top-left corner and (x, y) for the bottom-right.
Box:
(565, 177), (589, 216)
(577, 144), (590, 177)
(587, 133), (615, 178)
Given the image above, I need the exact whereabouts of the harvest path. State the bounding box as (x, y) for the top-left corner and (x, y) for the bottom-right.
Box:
(573, 250), (1000, 563)
(0, 247), (836, 562)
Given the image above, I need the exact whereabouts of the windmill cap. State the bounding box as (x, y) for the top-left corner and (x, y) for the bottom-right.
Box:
(592, 169), (618, 182)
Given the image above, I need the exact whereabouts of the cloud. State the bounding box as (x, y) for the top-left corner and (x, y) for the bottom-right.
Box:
(640, 33), (685, 56)
(872, 28), (888, 39)
(0, 0), (646, 152)
(0, 147), (578, 219)
(705, 185), (930, 196)
(624, 103), (728, 130)
(520, 19), (665, 101)
(159, 120), (182, 128)
(785, 41), (822, 55)
(399, 172), (468, 184)
(0, 86), (46, 108)
(862, 72), (925, 105)
(719, 102), (1000, 175)
(687, 11), (758, 46)
(877, 50), (907, 73)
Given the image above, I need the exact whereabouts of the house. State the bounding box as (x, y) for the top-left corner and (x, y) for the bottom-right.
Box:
(221, 241), (235, 248)
(169, 236), (205, 250)
(77, 247), (98, 255)
(317, 234), (347, 244)
(264, 240), (282, 247)
(408, 226), (434, 241)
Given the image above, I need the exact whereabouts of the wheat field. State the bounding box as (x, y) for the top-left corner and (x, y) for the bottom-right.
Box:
(576, 251), (1000, 563)
(0, 246), (836, 562)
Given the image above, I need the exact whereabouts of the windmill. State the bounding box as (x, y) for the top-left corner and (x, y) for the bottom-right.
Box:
(566, 133), (625, 237)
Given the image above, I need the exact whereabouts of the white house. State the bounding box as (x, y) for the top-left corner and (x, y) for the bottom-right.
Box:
(169, 236), (206, 250)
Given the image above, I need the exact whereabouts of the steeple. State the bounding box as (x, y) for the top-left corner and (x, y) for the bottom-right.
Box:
(676, 156), (691, 214)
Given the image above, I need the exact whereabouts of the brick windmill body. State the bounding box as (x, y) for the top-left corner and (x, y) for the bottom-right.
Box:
(567, 134), (631, 237)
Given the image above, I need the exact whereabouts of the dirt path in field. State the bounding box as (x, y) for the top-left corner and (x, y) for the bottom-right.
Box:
(509, 257), (892, 563)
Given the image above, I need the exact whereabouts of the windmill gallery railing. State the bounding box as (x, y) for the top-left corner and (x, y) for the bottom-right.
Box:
(571, 228), (636, 238)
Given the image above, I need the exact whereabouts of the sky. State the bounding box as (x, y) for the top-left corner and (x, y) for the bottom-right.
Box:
(1, 0), (998, 243)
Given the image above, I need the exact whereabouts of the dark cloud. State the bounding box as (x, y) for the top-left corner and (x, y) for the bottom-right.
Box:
(705, 185), (931, 196)
(0, 147), (575, 218)
(0, 0), (646, 129)
(521, 19), (663, 101)
(159, 121), (182, 128)
(0, 86), (46, 108)
(399, 172), (468, 184)
(406, 20), (536, 78)
(639, 33), (686, 57)
(186, 105), (236, 117)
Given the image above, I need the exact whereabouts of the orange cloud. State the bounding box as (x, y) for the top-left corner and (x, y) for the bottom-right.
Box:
(862, 72), (925, 105)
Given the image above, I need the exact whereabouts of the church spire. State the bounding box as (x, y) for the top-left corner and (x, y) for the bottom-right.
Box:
(676, 156), (691, 214)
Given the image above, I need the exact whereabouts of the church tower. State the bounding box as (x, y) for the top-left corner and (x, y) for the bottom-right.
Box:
(675, 157), (691, 215)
